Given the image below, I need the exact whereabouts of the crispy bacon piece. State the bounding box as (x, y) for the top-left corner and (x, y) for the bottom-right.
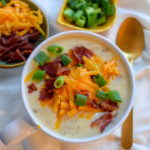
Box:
(39, 89), (54, 101)
(91, 113), (113, 133)
(100, 100), (119, 112)
(40, 58), (61, 78)
(71, 46), (94, 64)
(57, 67), (70, 76)
(21, 50), (33, 57)
(21, 29), (40, 42)
(0, 46), (7, 56)
(0, 30), (40, 63)
(27, 83), (37, 93)
(4, 34), (21, 47)
(45, 78), (55, 90)
(39, 78), (56, 101)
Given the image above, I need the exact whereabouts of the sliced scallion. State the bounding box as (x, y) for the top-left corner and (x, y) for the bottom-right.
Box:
(93, 74), (107, 87)
(61, 54), (72, 66)
(34, 51), (49, 66)
(47, 45), (64, 56)
(54, 76), (65, 89)
(75, 94), (87, 106)
(96, 90), (108, 100)
(77, 63), (83, 67)
(108, 90), (122, 102)
(32, 70), (45, 81)
(1, 0), (6, 6)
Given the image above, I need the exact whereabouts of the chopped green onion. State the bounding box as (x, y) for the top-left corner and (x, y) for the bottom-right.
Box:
(75, 94), (87, 106)
(54, 76), (65, 89)
(92, 3), (99, 8)
(61, 54), (72, 66)
(77, 63), (83, 67)
(67, 0), (78, 9)
(97, 16), (106, 25)
(47, 45), (64, 56)
(76, 16), (86, 27)
(108, 90), (122, 102)
(73, 10), (84, 21)
(63, 7), (74, 22)
(93, 74), (107, 87)
(105, 4), (115, 15)
(95, 8), (102, 14)
(96, 90), (108, 100)
(34, 51), (49, 66)
(74, 1), (86, 9)
(85, 7), (98, 28)
(1, 0), (6, 6)
(32, 70), (45, 81)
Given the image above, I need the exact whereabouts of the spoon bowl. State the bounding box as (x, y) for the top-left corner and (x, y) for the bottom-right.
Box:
(116, 18), (144, 61)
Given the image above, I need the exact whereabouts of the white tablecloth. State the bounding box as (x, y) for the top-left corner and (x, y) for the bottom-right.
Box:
(0, 0), (150, 149)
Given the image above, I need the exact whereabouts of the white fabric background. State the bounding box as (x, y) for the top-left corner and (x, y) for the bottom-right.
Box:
(0, 0), (150, 149)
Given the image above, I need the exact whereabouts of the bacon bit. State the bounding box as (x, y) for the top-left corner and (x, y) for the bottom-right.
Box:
(57, 67), (70, 76)
(100, 100), (119, 112)
(12, 50), (26, 61)
(91, 113), (113, 133)
(45, 78), (55, 90)
(71, 46), (94, 64)
(0, 30), (40, 63)
(39, 89), (54, 101)
(40, 58), (61, 78)
(27, 83), (37, 93)
(0, 46), (7, 56)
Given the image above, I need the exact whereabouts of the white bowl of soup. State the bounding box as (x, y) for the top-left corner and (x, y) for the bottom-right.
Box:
(21, 31), (135, 143)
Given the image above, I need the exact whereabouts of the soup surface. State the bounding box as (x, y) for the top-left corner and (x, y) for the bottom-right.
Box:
(25, 36), (131, 139)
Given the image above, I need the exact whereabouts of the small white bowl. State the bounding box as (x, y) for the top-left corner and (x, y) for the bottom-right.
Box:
(21, 31), (135, 143)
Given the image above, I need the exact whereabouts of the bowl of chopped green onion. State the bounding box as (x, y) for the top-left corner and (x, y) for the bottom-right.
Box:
(57, 0), (117, 32)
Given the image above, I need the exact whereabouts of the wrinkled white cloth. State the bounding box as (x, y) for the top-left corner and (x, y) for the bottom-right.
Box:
(0, 0), (150, 150)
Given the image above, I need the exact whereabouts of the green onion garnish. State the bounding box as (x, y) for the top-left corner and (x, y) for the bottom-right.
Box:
(105, 4), (115, 15)
(108, 90), (122, 102)
(34, 51), (49, 66)
(54, 76), (65, 89)
(77, 63), (83, 67)
(47, 45), (64, 56)
(96, 90), (108, 100)
(75, 94), (87, 106)
(73, 10), (84, 21)
(75, 16), (86, 28)
(32, 70), (45, 81)
(93, 74), (107, 87)
(1, 0), (6, 6)
(63, 7), (74, 22)
(61, 54), (72, 66)
(97, 16), (106, 25)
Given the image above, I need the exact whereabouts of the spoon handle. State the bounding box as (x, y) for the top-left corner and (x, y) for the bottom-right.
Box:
(121, 108), (133, 149)
(121, 59), (133, 149)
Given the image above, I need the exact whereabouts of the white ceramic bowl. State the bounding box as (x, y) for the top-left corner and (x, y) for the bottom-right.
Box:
(21, 31), (135, 143)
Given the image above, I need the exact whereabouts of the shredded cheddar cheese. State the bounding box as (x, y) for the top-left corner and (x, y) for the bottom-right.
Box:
(0, 0), (45, 36)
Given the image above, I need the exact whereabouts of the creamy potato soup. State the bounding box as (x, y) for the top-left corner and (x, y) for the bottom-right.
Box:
(25, 36), (131, 139)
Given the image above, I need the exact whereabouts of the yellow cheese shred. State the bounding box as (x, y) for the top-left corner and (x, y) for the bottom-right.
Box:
(0, 0), (45, 36)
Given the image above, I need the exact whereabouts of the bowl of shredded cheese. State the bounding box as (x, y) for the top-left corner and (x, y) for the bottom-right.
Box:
(0, 0), (49, 68)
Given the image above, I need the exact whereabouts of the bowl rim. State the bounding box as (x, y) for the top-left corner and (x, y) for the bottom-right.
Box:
(0, 0), (50, 68)
(21, 30), (135, 143)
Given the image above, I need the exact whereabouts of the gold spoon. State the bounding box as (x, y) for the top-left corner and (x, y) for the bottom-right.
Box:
(116, 17), (144, 149)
